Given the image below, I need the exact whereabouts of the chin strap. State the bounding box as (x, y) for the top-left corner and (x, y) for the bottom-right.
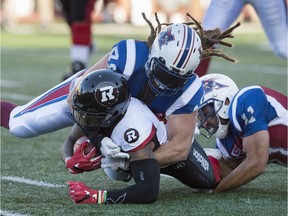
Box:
(215, 116), (230, 139)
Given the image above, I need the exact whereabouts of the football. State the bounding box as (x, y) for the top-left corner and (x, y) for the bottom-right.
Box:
(73, 136), (96, 156)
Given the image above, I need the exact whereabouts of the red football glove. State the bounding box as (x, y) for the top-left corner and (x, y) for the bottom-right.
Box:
(68, 181), (107, 204)
(65, 141), (102, 174)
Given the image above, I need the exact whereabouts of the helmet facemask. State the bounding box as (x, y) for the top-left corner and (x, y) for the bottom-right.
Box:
(145, 57), (194, 96)
(73, 97), (130, 132)
(145, 23), (201, 96)
(73, 105), (106, 131)
(198, 73), (239, 139)
(197, 98), (230, 139)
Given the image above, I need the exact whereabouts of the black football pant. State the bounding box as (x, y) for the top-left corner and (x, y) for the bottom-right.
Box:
(160, 139), (219, 189)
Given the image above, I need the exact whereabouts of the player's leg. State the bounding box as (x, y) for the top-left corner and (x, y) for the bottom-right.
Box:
(160, 139), (221, 190)
(268, 125), (288, 166)
(1, 101), (17, 129)
(7, 70), (85, 138)
(194, 57), (212, 77)
(262, 87), (287, 166)
(253, 0), (287, 58)
(202, 0), (244, 31)
(57, 0), (71, 25)
(63, 0), (96, 80)
(195, 0), (244, 77)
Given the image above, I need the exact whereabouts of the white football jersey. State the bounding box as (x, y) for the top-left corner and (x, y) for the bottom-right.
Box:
(111, 98), (167, 152)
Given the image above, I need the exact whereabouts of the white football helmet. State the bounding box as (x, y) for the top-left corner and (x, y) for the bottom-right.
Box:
(145, 23), (202, 96)
(198, 74), (239, 139)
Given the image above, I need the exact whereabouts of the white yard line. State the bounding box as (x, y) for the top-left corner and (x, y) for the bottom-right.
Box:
(1, 176), (65, 216)
(1, 79), (35, 101)
(0, 210), (30, 216)
(0, 80), (24, 88)
(1, 176), (65, 188)
(1, 174), (173, 187)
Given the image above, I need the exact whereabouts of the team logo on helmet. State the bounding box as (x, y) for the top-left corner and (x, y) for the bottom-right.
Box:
(202, 79), (228, 94)
(95, 82), (119, 106)
(124, 128), (139, 143)
(158, 26), (175, 49)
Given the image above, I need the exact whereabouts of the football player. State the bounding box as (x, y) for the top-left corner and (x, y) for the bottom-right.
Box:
(58, 0), (97, 80)
(197, 73), (287, 192)
(63, 69), (220, 204)
(195, 0), (288, 77)
(1, 13), (239, 169)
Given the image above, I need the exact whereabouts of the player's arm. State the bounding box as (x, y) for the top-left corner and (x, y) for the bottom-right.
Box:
(68, 140), (160, 204)
(218, 157), (242, 178)
(61, 123), (84, 162)
(214, 130), (269, 192)
(153, 111), (197, 167)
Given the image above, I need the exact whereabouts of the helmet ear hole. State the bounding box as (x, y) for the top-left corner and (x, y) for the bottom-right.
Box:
(225, 98), (230, 105)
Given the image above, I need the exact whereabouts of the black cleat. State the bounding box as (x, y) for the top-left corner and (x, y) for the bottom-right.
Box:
(62, 61), (86, 81)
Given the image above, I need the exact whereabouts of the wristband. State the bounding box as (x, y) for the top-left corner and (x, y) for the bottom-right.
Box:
(98, 190), (107, 204)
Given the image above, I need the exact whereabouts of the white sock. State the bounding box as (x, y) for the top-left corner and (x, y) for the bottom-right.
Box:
(70, 45), (90, 64)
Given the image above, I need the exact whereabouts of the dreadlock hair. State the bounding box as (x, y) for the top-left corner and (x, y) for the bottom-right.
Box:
(141, 12), (241, 63)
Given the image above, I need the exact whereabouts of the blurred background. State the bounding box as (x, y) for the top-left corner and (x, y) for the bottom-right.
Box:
(1, 0), (287, 97)
(0, 0), (260, 28)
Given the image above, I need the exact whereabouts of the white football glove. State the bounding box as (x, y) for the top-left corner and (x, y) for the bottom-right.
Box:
(100, 137), (130, 159)
(101, 157), (130, 171)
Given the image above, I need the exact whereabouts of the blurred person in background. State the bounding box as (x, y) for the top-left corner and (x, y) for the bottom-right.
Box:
(58, 0), (97, 80)
(195, 0), (288, 77)
(58, 0), (130, 80)
(197, 73), (287, 192)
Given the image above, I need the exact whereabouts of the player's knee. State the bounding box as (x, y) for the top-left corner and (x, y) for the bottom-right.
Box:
(9, 125), (38, 138)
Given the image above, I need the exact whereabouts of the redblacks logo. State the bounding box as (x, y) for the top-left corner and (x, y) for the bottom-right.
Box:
(95, 82), (119, 106)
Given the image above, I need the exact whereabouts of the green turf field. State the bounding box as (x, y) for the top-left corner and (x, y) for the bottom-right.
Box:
(1, 23), (287, 216)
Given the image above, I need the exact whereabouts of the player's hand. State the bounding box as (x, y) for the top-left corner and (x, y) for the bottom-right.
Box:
(101, 157), (130, 171)
(68, 181), (107, 204)
(65, 142), (102, 174)
(100, 137), (130, 159)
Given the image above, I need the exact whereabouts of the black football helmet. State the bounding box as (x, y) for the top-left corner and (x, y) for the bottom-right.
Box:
(72, 69), (131, 131)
